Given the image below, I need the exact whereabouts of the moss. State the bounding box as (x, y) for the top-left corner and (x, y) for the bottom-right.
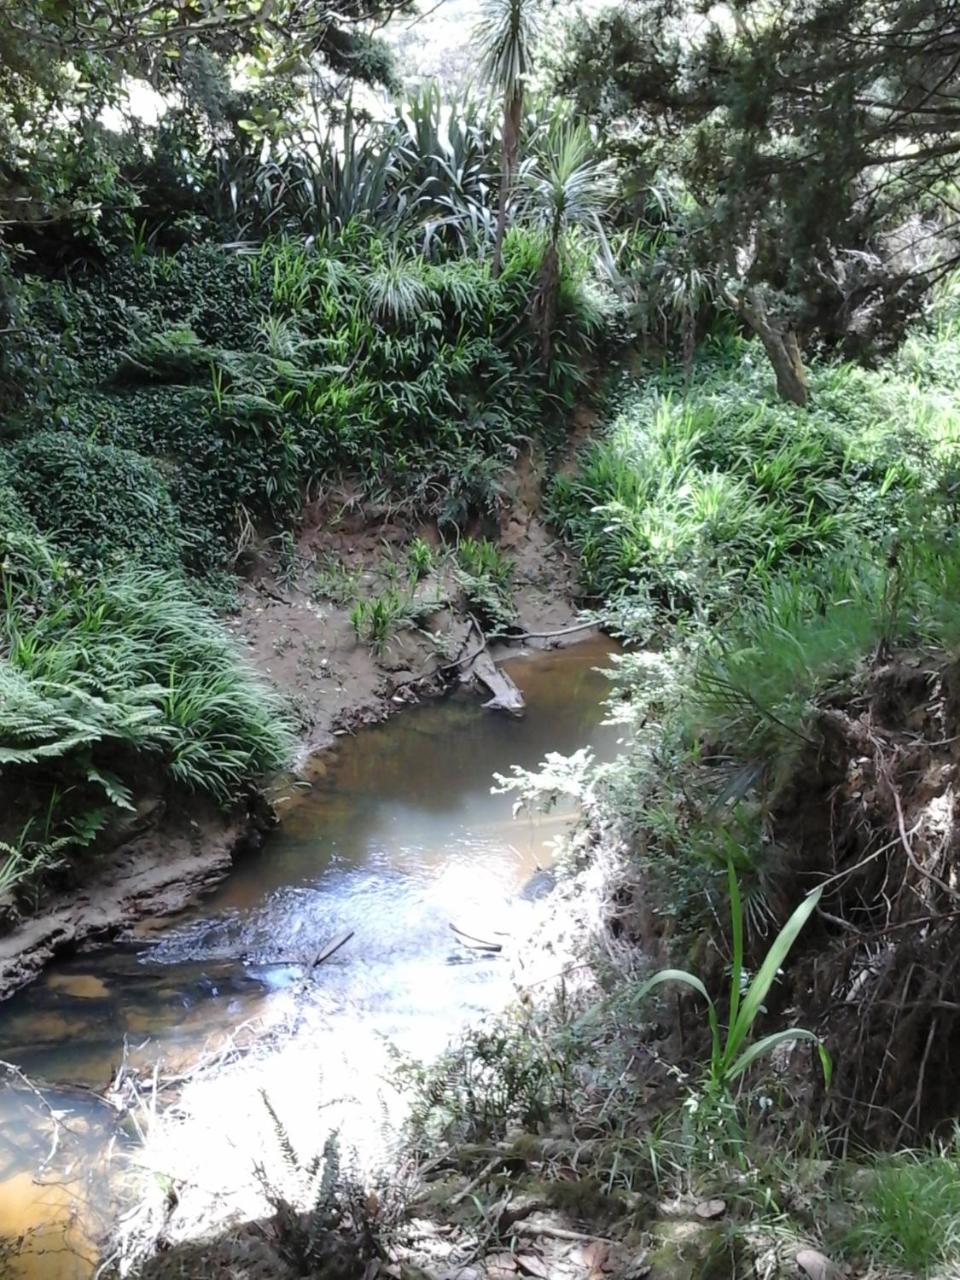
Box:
(410, 1174), (463, 1213)
(648, 1220), (748, 1280)
(535, 1174), (626, 1222)
(508, 1132), (547, 1162)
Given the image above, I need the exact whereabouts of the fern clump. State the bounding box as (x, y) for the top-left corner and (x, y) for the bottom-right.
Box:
(0, 538), (293, 900)
(2, 564), (294, 802)
(255, 1090), (395, 1276)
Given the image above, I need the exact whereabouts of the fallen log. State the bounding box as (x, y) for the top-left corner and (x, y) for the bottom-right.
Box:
(391, 616), (526, 712)
(463, 645), (525, 715)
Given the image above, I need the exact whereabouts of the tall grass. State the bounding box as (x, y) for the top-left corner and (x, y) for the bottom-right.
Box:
(690, 535), (960, 767)
(550, 329), (960, 616)
(636, 857), (829, 1153)
(841, 1142), (960, 1275)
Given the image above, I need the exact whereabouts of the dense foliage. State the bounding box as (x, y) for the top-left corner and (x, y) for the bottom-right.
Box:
(8, 5), (960, 1261)
(1, 0), (410, 253)
(0, 108), (608, 902)
(0, 522), (293, 898)
(551, 310), (960, 613)
(7, 226), (603, 575)
(552, 0), (960, 402)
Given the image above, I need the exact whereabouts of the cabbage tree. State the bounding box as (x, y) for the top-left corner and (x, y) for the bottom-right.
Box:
(475, 0), (542, 277)
(520, 121), (614, 363)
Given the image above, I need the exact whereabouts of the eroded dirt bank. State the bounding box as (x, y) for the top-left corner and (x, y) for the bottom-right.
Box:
(0, 799), (266, 1001)
(0, 454), (588, 1001)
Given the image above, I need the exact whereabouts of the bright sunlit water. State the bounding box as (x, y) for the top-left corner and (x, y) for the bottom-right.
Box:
(0, 637), (621, 1277)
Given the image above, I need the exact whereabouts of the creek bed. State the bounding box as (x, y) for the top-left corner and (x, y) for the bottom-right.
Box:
(0, 636), (621, 1279)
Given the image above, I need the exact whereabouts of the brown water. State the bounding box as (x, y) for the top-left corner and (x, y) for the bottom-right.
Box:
(0, 637), (621, 1277)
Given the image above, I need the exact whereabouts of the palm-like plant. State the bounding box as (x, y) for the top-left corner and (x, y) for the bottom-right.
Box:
(475, 0), (542, 277)
(363, 247), (429, 326)
(395, 84), (499, 254)
(520, 121), (614, 363)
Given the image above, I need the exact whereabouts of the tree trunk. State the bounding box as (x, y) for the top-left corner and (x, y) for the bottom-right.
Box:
(738, 291), (810, 407)
(492, 86), (523, 279)
(532, 239), (559, 367)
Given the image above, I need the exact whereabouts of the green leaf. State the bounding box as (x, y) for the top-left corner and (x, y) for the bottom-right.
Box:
(726, 856), (744, 1048)
(727, 1028), (822, 1081)
(637, 969), (721, 1066)
(637, 968), (712, 1002)
(722, 885), (822, 1068)
(86, 764), (135, 811)
(817, 1042), (833, 1088)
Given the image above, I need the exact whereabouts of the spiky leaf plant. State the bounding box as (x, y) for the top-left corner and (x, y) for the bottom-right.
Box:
(637, 857), (830, 1149)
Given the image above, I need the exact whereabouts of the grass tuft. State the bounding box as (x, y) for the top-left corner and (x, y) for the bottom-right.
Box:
(0, 539), (294, 864)
(841, 1144), (960, 1275)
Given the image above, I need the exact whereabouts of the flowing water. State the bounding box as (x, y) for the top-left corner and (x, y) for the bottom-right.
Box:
(0, 637), (621, 1278)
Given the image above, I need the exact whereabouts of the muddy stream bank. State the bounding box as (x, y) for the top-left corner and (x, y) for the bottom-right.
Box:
(0, 637), (621, 1279)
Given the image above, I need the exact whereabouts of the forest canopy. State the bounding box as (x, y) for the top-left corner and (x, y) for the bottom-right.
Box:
(0, 0), (411, 251)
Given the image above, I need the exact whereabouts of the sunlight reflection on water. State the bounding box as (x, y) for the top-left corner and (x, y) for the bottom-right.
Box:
(0, 636), (622, 1277)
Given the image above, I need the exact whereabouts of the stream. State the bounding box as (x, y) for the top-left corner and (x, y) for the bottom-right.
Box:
(0, 637), (621, 1278)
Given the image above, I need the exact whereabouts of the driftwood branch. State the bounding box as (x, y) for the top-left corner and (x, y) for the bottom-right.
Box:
(501, 620), (601, 643)
(308, 929), (354, 969)
(513, 1222), (615, 1244)
(409, 616), (526, 712)
(449, 1154), (506, 1207)
(450, 923), (503, 952)
(467, 646), (525, 714)
(0, 1060), (78, 1171)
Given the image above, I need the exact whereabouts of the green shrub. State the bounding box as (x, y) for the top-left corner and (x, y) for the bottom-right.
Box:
(550, 340), (958, 615)
(74, 244), (270, 376)
(9, 229), (606, 579)
(1, 563), (294, 803)
(455, 537), (517, 635)
(633, 857), (829, 1156)
(349, 589), (415, 655)
(0, 522), (292, 901)
(456, 536), (514, 587)
(11, 430), (183, 569)
(690, 535), (960, 770)
(406, 537), (434, 582)
(314, 555), (363, 606)
(0, 456), (40, 541)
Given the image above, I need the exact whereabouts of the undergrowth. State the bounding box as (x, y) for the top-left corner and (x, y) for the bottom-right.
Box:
(839, 1142), (960, 1276)
(0, 220), (605, 903)
(455, 536), (517, 635)
(9, 226), (605, 578)
(550, 329), (960, 617)
(0, 528), (293, 900)
(434, 290), (960, 1275)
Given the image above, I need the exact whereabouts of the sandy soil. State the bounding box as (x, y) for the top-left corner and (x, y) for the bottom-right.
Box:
(231, 448), (585, 752)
